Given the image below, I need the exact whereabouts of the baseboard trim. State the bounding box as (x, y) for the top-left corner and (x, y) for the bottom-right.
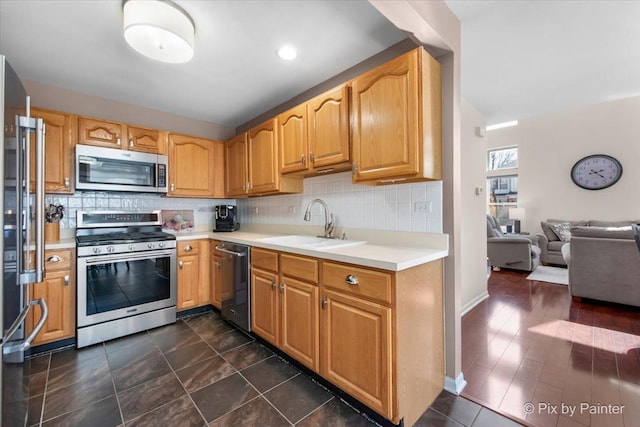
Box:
(444, 372), (467, 395)
(461, 291), (489, 316)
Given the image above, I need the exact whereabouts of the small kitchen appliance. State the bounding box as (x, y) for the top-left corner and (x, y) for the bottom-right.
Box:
(214, 205), (239, 232)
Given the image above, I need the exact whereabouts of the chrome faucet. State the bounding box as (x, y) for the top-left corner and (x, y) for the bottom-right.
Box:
(303, 198), (335, 238)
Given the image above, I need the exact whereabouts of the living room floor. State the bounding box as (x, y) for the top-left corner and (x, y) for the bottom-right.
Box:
(462, 269), (640, 427)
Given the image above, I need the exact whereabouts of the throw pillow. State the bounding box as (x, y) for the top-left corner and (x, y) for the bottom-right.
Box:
(550, 222), (571, 242)
(540, 221), (560, 241)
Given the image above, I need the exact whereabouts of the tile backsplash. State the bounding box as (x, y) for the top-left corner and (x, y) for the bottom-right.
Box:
(237, 172), (443, 233)
(46, 192), (235, 229)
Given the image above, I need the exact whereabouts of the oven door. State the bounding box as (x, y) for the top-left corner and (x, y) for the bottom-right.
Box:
(77, 249), (176, 327)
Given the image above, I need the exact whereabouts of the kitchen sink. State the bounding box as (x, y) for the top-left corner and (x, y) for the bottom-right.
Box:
(257, 235), (366, 250)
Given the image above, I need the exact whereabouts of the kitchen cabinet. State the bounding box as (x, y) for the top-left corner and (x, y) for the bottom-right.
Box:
(250, 248), (319, 372)
(177, 240), (211, 311)
(30, 108), (77, 194)
(246, 119), (303, 196)
(210, 240), (222, 309)
(78, 116), (127, 150)
(278, 84), (351, 177)
(351, 47), (442, 185)
(126, 124), (167, 154)
(168, 133), (224, 198)
(224, 133), (249, 197)
(26, 249), (75, 346)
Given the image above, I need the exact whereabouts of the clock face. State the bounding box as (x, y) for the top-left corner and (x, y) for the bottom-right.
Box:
(570, 154), (623, 190)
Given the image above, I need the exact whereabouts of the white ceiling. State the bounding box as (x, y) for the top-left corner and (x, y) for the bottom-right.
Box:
(446, 0), (640, 125)
(0, 0), (406, 129)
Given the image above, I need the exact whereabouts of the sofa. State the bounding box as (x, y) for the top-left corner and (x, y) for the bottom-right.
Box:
(487, 215), (541, 272)
(567, 225), (640, 307)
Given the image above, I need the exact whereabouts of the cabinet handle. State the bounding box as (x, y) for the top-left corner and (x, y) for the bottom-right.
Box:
(301, 154), (306, 166)
(179, 261), (183, 269)
(215, 261), (220, 268)
(64, 275), (69, 286)
(46, 255), (61, 263)
(116, 137), (121, 146)
(321, 296), (327, 310)
(309, 152), (315, 164)
(242, 184), (246, 190)
(170, 183), (175, 191)
(64, 177), (70, 187)
(351, 163), (358, 174)
(271, 280), (276, 290)
(345, 274), (359, 286)
(183, 245), (192, 252)
(279, 283), (284, 293)
(129, 138), (134, 147)
(247, 182), (252, 190)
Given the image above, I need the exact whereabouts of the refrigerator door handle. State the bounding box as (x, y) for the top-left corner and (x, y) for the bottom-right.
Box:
(2, 298), (48, 356)
(34, 117), (45, 283)
(1, 302), (31, 343)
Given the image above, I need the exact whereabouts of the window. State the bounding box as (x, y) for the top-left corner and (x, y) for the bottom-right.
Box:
(487, 147), (518, 223)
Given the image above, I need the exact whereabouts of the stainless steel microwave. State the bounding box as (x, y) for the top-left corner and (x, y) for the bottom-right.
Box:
(75, 145), (168, 193)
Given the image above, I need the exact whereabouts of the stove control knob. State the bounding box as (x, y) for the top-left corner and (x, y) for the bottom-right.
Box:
(147, 243), (154, 249)
(107, 246), (115, 253)
(158, 242), (166, 248)
(128, 244), (135, 250)
(93, 247), (102, 254)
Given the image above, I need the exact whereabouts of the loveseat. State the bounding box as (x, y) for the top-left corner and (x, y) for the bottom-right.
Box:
(567, 225), (640, 307)
(487, 215), (541, 272)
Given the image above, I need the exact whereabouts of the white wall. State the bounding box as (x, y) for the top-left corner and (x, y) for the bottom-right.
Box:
(488, 96), (640, 234)
(237, 171), (443, 233)
(460, 99), (488, 313)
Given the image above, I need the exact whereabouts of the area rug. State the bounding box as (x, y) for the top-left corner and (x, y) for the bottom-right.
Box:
(526, 265), (569, 285)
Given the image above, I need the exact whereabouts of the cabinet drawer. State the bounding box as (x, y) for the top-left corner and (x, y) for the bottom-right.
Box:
(44, 249), (73, 272)
(251, 248), (278, 272)
(281, 253), (318, 284)
(322, 262), (392, 304)
(178, 240), (200, 256)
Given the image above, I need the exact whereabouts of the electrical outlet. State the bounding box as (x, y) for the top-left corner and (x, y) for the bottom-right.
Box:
(414, 201), (433, 213)
(251, 207), (259, 214)
(287, 206), (296, 214)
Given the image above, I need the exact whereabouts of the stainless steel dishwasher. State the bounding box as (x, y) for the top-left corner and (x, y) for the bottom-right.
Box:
(215, 242), (251, 332)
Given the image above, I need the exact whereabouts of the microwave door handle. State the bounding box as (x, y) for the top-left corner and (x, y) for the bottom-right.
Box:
(3, 299), (49, 356)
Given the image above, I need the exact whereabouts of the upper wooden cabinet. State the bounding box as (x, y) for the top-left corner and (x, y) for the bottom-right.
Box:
(30, 108), (77, 194)
(351, 47), (442, 184)
(126, 125), (167, 154)
(224, 133), (249, 197)
(78, 116), (167, 154)
(78, 117), (126, 150)
(168, 133), (224, 198)
(278, 84), (351, 177)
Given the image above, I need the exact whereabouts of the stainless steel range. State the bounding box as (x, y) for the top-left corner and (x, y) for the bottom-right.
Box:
(75, 211), (176, 348)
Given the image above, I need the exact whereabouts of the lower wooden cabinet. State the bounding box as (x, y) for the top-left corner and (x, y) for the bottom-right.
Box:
(251, 267), (280, 345)
(177, 240), (210, 311)
(26, 249), (75, 346)
(210, 241), (222, 309)
(281, 276), (318, 371)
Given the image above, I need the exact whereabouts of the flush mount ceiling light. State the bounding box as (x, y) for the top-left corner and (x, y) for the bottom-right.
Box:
(123, 0), (195, 64)
(277, 45), (298, 61)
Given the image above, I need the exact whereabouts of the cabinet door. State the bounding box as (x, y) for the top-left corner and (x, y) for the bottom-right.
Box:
(27, 270), (75, 345)
(31, 108), (76, 193)
(247, 120), (279, 194)
(224, 133), (248, 197)
(307, 85), (350, 169)
(351, 49), (419, 182)
(177, 254), (199, 311)
(198, 241), (211, 306)
(278, 105), (308, 174)
(250, 268), (279, 346)
(211, 245), (222, 309)
(168, 134), (223, 198)
(281, 277), (318, 372)
(78, 117), (126, 149)
(127, 125), (166, 154)
(321, 289), (392, 418)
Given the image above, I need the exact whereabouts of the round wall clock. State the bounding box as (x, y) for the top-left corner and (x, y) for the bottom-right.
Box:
(570, 154), (623, 190)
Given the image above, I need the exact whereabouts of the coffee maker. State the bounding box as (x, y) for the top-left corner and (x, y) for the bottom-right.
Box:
(214, 205), (239, 232)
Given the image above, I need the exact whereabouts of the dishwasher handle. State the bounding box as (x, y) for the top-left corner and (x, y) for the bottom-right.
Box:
(214, 246), (246, 257)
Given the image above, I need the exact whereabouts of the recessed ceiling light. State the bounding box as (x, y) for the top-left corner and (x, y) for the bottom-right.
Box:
(277, 45), (297, 61)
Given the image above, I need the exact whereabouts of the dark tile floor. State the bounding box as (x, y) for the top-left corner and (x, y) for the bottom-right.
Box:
(27, 311), (523, 426)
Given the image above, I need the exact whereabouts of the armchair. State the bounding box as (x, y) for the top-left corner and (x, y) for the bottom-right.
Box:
(487, 215), (541, 272)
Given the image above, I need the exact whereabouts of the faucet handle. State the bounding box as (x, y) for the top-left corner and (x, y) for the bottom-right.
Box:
(325, 213), (335, 238)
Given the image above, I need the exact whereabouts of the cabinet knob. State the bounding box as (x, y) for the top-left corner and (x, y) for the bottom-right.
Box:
(64, 177), (70, 187)
(215, 261), (220, 268)
(345, 274), (359, 286)
(129, 138), (134, 147)
(321, 296), (327, 309)
(351, 163), (358, 174)
(184, 245), (192, 252)
(179, 260), (183, 269)
(309, 152), (315, 164)
(170, 183), (175, 191)
(46, 255), (61, 263)
(279, 283), (284, 293)
(64, 275), (69, 286)
(242, 184), (246, 190)
(271, 280), (276, 290)
(116, 137), (121, 146)
(301, 154), (306, 166)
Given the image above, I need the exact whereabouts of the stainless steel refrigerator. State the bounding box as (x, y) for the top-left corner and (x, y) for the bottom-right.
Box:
(1, 54), (48, 426)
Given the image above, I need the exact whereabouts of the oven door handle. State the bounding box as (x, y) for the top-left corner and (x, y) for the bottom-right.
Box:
(83, 250), (176, 265)
(214, 246), (245, 257)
